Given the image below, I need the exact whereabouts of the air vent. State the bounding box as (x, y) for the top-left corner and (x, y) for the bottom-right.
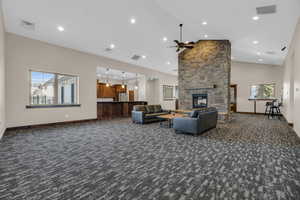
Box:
(104, 47), (112, 52)
(131, 55), (141, 61)
(148, 76), (159, 81)
(266, 51), (276, 55)
(20, 20), (35, 30)
(256, 5), (277, 15)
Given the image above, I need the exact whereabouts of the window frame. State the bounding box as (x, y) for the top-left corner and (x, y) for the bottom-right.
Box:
(28, 69), (80, 108)
(250, 83), (276, 99)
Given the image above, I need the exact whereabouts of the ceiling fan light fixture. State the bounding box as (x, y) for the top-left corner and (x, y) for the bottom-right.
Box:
(170, 24), (196, 53)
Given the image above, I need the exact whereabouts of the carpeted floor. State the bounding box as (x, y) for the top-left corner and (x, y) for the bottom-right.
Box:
(1, 114), (300, 200)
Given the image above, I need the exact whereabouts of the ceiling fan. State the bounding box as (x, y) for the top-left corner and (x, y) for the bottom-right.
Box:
(170, 24), (195, 52)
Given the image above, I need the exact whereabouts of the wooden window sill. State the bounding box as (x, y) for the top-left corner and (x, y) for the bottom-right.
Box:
(26, 104), (81, 109)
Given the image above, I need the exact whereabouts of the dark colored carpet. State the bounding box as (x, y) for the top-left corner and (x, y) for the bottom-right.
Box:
(1, 114), (300, 200)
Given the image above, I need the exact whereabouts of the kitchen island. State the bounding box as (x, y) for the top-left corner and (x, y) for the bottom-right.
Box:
(97, 101), (147, 120)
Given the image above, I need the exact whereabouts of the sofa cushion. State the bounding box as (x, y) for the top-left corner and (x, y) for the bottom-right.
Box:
(145, 105), (155, 113)
(197, 107), (218, 118)
(206, 107), (217, 112)
(145, 112), (169, 118)
(153, 105), (162, 113)
(133, 105), (146, 112)
(190, 110), (199, 118)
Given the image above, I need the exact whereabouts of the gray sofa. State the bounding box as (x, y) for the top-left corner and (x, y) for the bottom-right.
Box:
(132, 105), (170, 124)
(173, 107), (218, 135)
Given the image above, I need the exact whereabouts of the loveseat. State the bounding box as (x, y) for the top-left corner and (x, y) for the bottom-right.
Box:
(132, 105), (170, 124)
(173, 107), (218, 135)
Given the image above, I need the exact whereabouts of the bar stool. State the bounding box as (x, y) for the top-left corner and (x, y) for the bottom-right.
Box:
(265, 101), (273, 115)
(268, 100), (282, 119)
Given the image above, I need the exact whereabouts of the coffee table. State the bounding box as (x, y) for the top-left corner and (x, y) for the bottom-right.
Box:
(171, 109), (192, 114)
(157, 113), (184, 128)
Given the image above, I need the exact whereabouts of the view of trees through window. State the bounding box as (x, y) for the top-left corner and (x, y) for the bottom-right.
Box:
(250, 83), (275, 99)
(30, 71), (78, 105)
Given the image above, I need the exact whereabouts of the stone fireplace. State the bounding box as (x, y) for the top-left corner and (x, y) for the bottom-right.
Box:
(178, 40), (231, 120)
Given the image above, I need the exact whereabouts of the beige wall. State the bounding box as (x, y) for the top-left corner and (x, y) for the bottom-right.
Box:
(0, 0), (6, 138)
(231, 61), (283, 114)
(282, 49), (295, 123)
(283, 17), (300, 136)
(5, 33), (177, 128)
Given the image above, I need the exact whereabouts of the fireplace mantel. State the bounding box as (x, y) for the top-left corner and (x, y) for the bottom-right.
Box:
(184, 85), (217, 91)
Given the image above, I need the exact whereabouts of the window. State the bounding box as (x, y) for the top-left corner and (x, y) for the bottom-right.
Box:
(173, 86), (179, 99)
(30, 71), (79, 106)
(250, 83), (275, 99)
(163, 85), (174, 100)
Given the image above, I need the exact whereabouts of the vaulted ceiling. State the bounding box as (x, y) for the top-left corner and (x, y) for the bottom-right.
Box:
(2, 0), (300, 75)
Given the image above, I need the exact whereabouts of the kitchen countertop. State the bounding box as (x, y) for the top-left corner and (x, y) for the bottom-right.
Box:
(97, 101), (147, 103)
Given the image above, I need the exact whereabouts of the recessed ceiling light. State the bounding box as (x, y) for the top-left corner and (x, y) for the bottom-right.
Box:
(257, 52), (261, 55)
(258, 58), (263, 62)
(252, 16), (260, 21)
(142, 55), (146, 59)
(202, 21), (208, 25)
(110, 44), (115, 49)
(163, 37), (168, 42)
(231, 56), (235, 60)
(57, 26), (64, 32)
(166, 61), (171, 65)
(204, 34), (208, 38)
(130, 18), (136, 24)
(253, 40), (259, 44)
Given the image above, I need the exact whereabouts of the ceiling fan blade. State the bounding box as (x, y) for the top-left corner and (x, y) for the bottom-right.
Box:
(176, 47), (181, 52)
(174, 40), (180, 44)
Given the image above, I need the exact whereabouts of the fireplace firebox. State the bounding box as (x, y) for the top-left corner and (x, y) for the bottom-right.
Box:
(193, 94), (208, 108)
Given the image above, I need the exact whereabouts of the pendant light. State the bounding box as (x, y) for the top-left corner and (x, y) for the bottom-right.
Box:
(105, 68), (110, 87)
(121, 72), (125, 89)
(134, 73), (138, 90)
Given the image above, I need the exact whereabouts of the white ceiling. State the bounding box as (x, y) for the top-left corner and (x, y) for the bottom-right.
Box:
(2, 0), (300, 75)
(96, 67), (140, 81)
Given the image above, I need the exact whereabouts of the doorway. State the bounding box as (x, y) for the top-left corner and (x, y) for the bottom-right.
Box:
(230, 84), (237, 112)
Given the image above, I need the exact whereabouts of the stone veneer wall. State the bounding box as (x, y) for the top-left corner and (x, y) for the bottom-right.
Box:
(178, 40), (231, 115)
